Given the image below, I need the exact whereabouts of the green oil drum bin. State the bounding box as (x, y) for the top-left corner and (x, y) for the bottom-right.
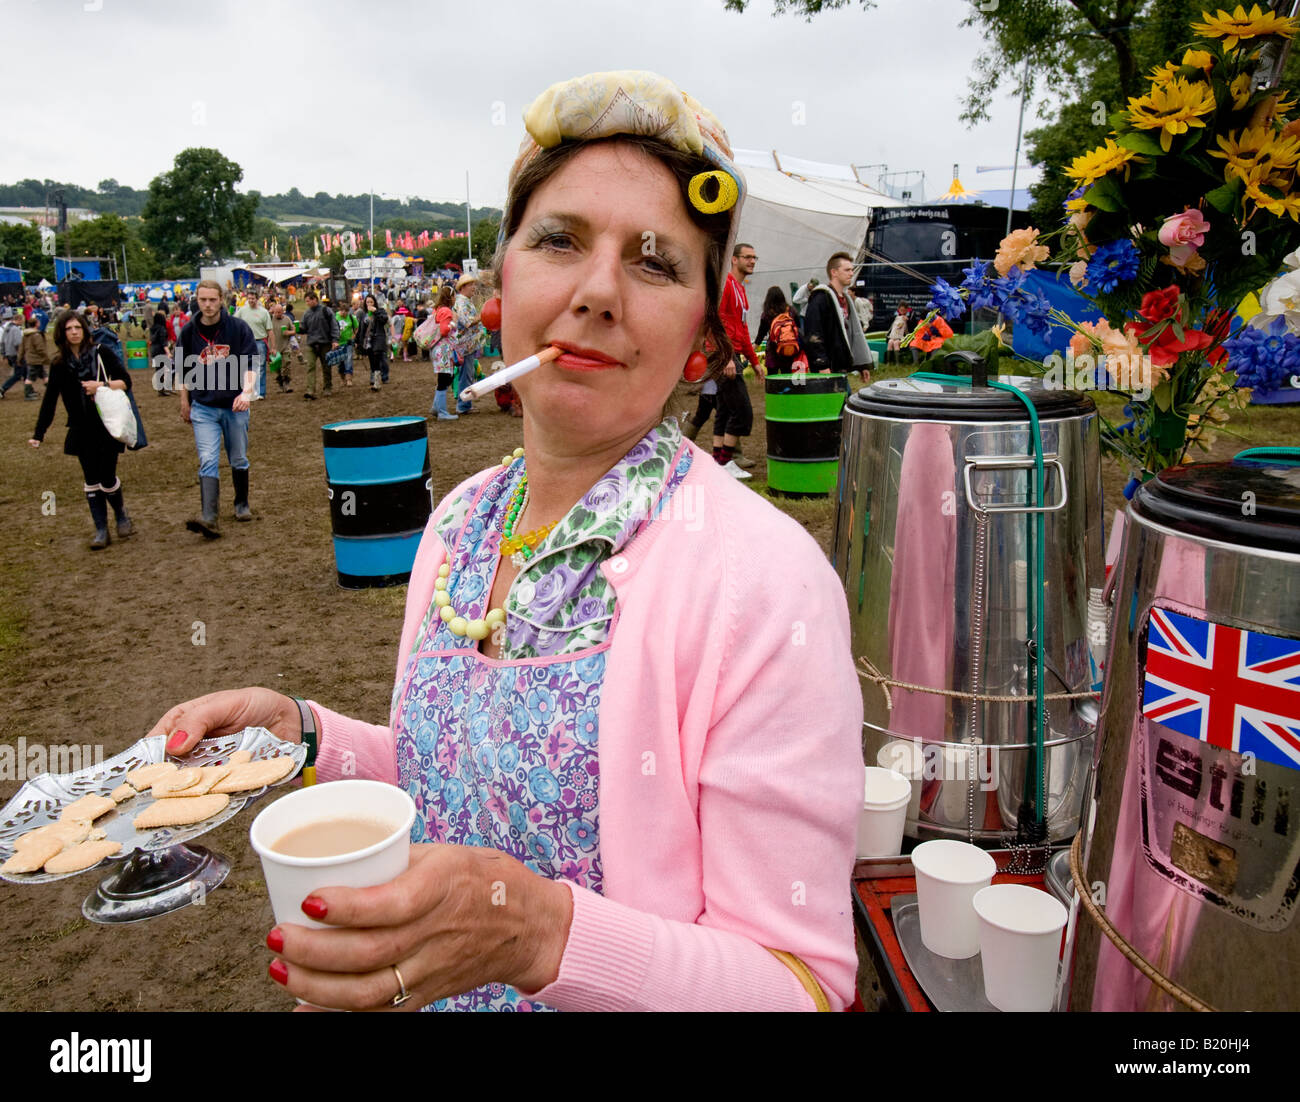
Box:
(764, 373), (848, 497)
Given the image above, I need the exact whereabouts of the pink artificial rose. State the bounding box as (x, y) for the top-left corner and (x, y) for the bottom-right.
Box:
(1158, 209), (1210, 252)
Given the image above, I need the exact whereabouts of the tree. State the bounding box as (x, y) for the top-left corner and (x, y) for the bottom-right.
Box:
(140, 148), (257, 269)
(0, 221), (53, 282)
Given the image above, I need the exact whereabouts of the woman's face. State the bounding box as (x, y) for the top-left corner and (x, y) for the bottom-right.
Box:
(500, 141), (711, 448)
(65, 318), (85, 345)
(366, 296), (376, 311)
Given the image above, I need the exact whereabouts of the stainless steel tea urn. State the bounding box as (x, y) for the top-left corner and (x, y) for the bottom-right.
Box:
(832, 372), (1104, 844)
(1067, 455), (1300, 1011)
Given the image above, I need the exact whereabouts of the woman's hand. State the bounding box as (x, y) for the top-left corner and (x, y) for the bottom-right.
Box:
(82, 380), (101, 395)
(145, 687), (303, 756)
(270, 844), (573, 1012)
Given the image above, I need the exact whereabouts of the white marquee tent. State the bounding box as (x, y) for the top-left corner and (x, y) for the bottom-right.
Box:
(733, 149), (907, 297)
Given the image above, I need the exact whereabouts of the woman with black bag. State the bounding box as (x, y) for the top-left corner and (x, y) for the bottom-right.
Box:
(356, 293), (389, 392)
(28, 312), (135, 549)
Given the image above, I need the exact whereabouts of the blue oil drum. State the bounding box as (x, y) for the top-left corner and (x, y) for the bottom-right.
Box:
(321, 416), (432, 588)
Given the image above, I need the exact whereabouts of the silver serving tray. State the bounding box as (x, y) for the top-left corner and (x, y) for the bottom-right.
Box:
(0, 728), (305, 885)
(892, 894), (998, 1012)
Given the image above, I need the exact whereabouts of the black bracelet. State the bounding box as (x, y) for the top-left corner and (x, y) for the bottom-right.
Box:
(291, 696), (318, 768)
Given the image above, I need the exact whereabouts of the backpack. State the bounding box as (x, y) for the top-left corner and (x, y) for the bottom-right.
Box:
(91, 325), (123, 361)
(769, 311), (800, 358)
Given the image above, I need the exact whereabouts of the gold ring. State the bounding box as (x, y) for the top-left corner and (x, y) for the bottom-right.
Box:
(688, 170), (739, 214)
(390, 964), (414, 1007)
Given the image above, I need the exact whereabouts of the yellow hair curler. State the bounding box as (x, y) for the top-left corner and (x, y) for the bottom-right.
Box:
(688, 170), (739, 214)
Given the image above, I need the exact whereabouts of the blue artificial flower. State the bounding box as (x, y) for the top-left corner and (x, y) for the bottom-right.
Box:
(1225, 316), (1300, 390)
(1017, 290), (1054, 337)
(928, 276), (967, 321)
(1085, 240), (1141, 294)
(960, 258), (990, 290)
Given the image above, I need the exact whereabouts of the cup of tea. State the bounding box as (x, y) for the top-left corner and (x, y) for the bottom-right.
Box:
(249, 779), (416, 930)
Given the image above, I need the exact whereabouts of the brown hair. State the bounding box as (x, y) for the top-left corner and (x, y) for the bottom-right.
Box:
(52, 310), (91, 365)
(493, 135), (734, 378)
(195, 279), (223, 296)
(826, 251), (853, 279)
(436, 285), (454, 309)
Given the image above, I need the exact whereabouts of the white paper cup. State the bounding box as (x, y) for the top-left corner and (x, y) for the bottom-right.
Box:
(857, 767), (912, 857)
(974, 884), (1067, 1011)
(249, 779), (416, 930)
(911, 839), (997, 959)
(877, 740), (924, 823)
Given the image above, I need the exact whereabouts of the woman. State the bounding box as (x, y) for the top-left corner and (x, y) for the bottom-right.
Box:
(427, 285), (459, 420)
(29, 311), (134, 549)
(886, 306), (908, 366)
(356, 293), (389, 392)
(149, 306), (171, 396)
(451, 273), (482, 414)
(757, 285), (801, 374)
(149, 71), (863, 1012)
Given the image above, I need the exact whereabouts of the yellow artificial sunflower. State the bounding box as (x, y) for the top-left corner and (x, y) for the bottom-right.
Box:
(1243, 175), (1300, 220)
(1148, 61), (1180, 83)
(1181, 49), (1215, 71)
(1191, 4), (1298, 52)
(1212, 125), (1300, 182)
(1230, 72), (1254, 109)
(1064, 138), (1140, 188)
(1277, 93), (1298, 114)
(1127, 78), (1217, 151)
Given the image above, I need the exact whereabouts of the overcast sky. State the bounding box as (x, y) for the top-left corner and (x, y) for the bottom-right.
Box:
(8, 0), (1043, 210)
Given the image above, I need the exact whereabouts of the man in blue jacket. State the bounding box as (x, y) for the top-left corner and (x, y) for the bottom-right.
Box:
(177, 280), (257, 538)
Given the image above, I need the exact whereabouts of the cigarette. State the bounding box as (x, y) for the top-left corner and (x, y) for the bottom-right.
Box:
(458, 346), (561, 401)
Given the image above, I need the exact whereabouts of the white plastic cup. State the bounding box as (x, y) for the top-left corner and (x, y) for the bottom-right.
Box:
(877, 740), (925, 823)
(973, 884), (1067, 1012)
(249, 779), (416, 930)
(911, 839), (997, 959)
(857, 767), (912, 857)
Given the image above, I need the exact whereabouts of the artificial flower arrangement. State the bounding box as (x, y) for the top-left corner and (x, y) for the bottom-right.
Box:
(917, 4), (1300, 484)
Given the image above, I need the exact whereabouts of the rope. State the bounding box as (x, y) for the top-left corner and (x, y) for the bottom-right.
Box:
(1068, 832), (1216, 1013)
(858, 656), (1099, 709)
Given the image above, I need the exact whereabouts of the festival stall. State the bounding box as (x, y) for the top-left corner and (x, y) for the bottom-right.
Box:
(838, 7), (1300, 1013)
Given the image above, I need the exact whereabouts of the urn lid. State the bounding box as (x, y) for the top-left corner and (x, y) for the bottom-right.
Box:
(847, 375), (1095, 423)
(1132, 457), (1300, 555)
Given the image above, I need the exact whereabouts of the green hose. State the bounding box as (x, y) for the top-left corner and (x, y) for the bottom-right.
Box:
(911, 372), (1048, 838)
(1234, 447), (1300, 467)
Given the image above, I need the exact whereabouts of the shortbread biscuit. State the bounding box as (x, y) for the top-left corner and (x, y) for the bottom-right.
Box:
(14, 820), (91, 850)
(2, 836), (67, 873)
(150, 768), (202, 796)
(133, 793), (229, 829)
(212, 757), (295, 793)
(44, 839), (122, 873)
(88, 828), (107, 841)
(110, 783), (136, 803)
(126, 762), (177, 789)
(152, 764), (233, 798)
(228, 750), (253, 764)
(59, 794), (116, 822)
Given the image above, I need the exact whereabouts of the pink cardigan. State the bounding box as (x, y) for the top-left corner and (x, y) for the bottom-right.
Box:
(309, 440), (866, 1010)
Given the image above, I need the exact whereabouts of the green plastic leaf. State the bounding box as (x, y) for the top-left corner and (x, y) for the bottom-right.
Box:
(1153, 380), (1173, 412)
(1117, 131), (1165, 156)
(1205, 177), (1243, 214)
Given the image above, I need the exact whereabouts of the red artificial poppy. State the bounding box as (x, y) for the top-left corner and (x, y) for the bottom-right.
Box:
(1126, 319), (1214, 367)
(1138, 285), (1181, 324)
(912, 316), (954, 353)
(1203, 307), (1234, 366)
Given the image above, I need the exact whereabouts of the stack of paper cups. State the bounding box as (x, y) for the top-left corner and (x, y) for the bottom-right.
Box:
(857, 767), (912, 858)
(876, 739), (924, 824)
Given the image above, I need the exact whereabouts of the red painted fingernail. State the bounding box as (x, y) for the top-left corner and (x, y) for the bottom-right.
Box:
(166, 731), (188, 754)
(301, 896), (327, 920)
(268, 959), (288, 986)
(266, 927), (284, 953)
